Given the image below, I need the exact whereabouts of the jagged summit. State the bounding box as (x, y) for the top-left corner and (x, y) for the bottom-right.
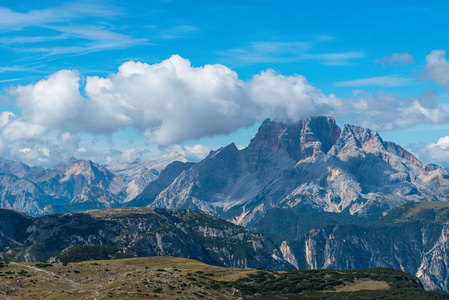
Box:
(249, 117), (341, 161)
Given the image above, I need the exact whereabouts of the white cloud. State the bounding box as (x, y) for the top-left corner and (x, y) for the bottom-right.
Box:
(422, 50), (449, 88)
(9, 70), (85, 130)
(0, 112), (14, 127)
(340, 90), (449, 131)
(171, 144), (212, 161)
(411, 137), (449, 167)
(301, 52), (365, 66)
(374, 52), (414, 67)
(121, 148), (138, 161)
(335, 75), (414, 87)
(249, 69), (341, 122)
(2, 121), (47, 141)
(82, 55), (260, 143)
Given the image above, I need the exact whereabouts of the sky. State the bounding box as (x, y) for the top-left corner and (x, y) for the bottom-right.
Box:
(1, 0), (449, 167)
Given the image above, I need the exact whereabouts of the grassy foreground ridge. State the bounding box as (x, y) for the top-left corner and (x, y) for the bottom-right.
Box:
(0, 256), (447, 299)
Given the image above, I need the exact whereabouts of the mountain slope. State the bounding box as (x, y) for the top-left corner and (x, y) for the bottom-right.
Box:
(139, 117), (449, 225)
(126, 160), (195, 207)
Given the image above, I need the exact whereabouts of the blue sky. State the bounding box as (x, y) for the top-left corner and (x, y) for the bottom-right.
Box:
(1, 0), (449, 166)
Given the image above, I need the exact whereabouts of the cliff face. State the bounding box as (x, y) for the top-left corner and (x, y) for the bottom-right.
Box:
(279, 202), (449, 292)
(0, 207), (291, 271)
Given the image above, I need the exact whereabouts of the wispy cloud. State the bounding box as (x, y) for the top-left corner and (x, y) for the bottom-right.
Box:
(14, 26), (149, 55)
(0, 78), (21, 83)
(302, 52), (365, 66)
(0, 3), (120, 30)
(221, 37), (364, 66)
(374, 52), (414, 67)
(159, 25), (198, 39)
(0, 34), (69, 45)
(0, 66), (40, 73)
(0, 3), (146, 56)
(221, 41), (313, 65)
(335, 75), (414, 87)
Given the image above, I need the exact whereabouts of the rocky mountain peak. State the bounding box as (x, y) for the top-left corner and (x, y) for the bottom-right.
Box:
(206, 143), (239, 161)
(330, 124), (386, 156)
(67, 157), (79, 164)
(384, 141), (425, 169)
(248, 116), (341, 161)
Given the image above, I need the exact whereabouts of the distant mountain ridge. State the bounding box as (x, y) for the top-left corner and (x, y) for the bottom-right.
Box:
(0, 153), (187, 216)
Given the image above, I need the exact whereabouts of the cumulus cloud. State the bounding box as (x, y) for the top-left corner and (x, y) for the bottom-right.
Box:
(410, 137), (449, 167)
(3, 54), (449, 166)
(374, 52), (414, 67)
(7, 56), (260, 144)
(249, 69), (341, 121)
(422, 50), (449, 88)
(341, 90), (449, 131)
(171, 144), (211, 161)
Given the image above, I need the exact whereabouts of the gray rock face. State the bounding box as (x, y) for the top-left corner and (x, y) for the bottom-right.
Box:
(141, 117), (449, 225)
(0, 207), (291, 270)
(0, 174), (57, 216)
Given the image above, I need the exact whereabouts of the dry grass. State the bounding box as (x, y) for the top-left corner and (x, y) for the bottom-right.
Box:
(333, 278), (391, 292)
(0, 257), (254, 299)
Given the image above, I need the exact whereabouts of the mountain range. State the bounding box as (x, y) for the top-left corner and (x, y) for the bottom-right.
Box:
(0, 153), (187, 216)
